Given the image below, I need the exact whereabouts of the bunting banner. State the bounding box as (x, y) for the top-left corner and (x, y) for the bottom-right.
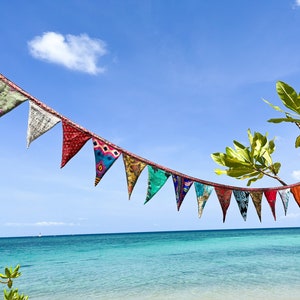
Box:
(122, 154), (146, 199)
(278, 189), (290, 216)
(194, 183), (213, 218)
(27, 100), (61, 147)
(61, 120), (91, 168)
(93, 138), (121, 186)
(233, 190), (250, 221)
(0, 78), (28, 117)
(1, 73), (300, 223)
(172, 175), (193, 211)
(145, 166), (170, 204)
(215, 187), (232, 222)
(264, 190), (277, 221)
(249, 191), (263, 222)
(291, 185), (300, 207)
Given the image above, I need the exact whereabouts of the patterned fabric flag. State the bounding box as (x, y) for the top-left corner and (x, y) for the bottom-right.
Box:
(93, 138), (121, 186)
(233, 190), (250, 221)
(291, 185), (300, 207)
(250, 191), (263, 222)
(0, 78), (28, 117)
(61, 120), (91, 168)
(145, 166), (170, 204)
(122, 154), (146, 199)
(214, 187), (232, 222)
(27, 100), (61, 147)
(172, 175), (193, 211)
(278, 189), (290, 216)
(194, 183), (213, 218)
(264, 190), (277, 221)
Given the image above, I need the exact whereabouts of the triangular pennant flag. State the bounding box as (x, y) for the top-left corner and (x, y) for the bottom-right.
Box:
(172, 175), (193, 211)
(93, 138), (121, 186)
(249, 191), (263, 222)
(145, 166), (170, 204)
(214, 187), (232, 222)
(194, 182), (213, 218)
(122, 154), (146, 199)
(61, 120), (91, 168)
(264, 190), (277, 221)
(233, 190), (250, 221)
(278, 189), (290, 216)
(291, 185), (300, 207)
(27, 101), (61, 147)
(0, 78), (28, 117)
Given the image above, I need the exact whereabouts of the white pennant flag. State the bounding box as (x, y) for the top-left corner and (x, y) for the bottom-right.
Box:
(27, 101), (60, 147)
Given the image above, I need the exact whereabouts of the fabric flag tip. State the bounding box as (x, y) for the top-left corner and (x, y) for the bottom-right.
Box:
(93, 138), (121, 186)
(61, 121), (91, 168)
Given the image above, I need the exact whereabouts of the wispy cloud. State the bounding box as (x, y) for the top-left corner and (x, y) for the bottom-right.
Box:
(28, 32), (107, 74)
(292, 170), (300, 180)
(5, 221), (78, 227)
(292, 0), (300, 8)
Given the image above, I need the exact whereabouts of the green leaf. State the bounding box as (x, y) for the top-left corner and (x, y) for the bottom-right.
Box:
(233, 140), (246, 150)
(7, 279), (12, 289)
(5, 268), (11, 278)
(267, 117), (300, 123)
(295, 136), (300, 148)
(262, 98), (285, 112)
(214, 169), (227, 175)
(276, 81), (300, 114)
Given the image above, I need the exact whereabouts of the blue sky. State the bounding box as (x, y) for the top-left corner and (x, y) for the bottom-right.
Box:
(1, 0), (300, 237)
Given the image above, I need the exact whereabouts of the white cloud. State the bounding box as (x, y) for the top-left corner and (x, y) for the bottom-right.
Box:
(5, 221), (77, 227)
(296, 0), (300, 6)
(292, 170), (300, 180)
(28, 32), (107, 74)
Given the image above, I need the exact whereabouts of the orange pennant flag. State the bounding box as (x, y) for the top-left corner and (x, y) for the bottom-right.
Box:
(291, 185), (300, 207)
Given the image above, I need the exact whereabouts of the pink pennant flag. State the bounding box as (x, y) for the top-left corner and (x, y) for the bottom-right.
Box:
(215, 187), (232, 222)
(93, 138), (121, 186)
(27, 100), (61, 147)
(264, 190), (277, 221)
(172, 175), (193, 211)
(61, 120), (91, 168)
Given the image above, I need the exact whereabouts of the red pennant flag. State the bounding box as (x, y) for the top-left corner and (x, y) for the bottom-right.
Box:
(264, 190), (277, 221)
(291, 185), (300, 207)
(215, 187), (232, 222)
(61, 120), (91, 168)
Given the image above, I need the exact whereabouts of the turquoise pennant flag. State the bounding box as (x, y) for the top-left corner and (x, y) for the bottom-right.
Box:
(145, 166), (170, 204)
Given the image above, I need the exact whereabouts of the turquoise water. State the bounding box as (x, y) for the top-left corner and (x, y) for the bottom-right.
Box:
(1, 228), (300, 299)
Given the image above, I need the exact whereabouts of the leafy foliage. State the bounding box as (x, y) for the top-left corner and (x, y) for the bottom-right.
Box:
(211, 129), (286, 186)
(0, 266), (28, 300)
(264, 81), (300, 147)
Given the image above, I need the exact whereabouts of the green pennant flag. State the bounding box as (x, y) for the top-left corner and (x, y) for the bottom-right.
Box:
(0, 78), (28, 117)
(145, 166), (170, 204)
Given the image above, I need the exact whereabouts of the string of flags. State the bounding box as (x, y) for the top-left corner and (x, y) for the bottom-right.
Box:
(1, 73), (300, 222)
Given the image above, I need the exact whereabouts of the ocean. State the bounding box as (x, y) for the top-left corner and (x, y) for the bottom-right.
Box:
(0, 228), (300, 300)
